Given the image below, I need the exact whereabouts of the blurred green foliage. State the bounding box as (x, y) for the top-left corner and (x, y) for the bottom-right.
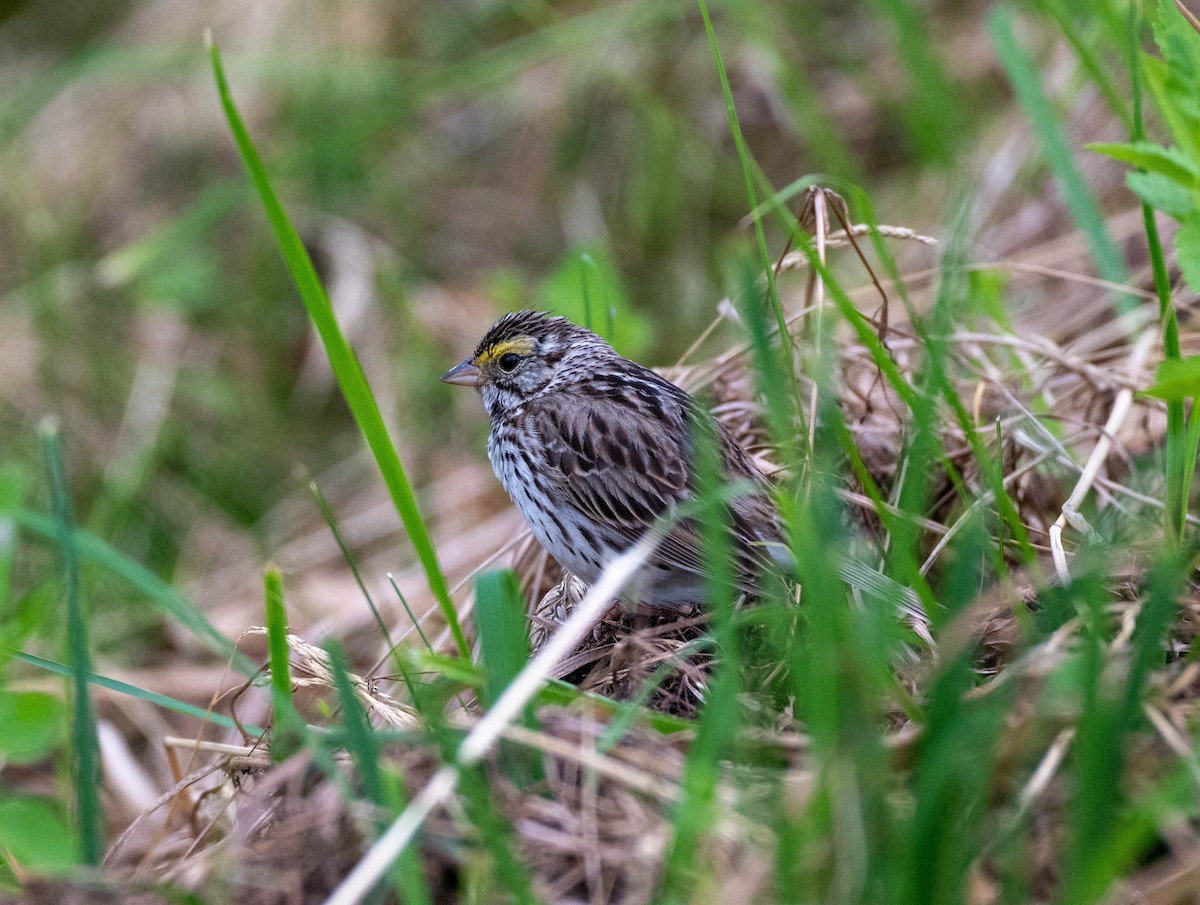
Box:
(0, 796), (77, 886)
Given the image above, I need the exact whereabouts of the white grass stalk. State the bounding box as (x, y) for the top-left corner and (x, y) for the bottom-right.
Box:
(1049, 327), (1155, 581)
(807, 188), (829, 454)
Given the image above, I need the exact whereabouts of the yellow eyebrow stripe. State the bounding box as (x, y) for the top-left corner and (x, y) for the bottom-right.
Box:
(476, 337), (536, 365)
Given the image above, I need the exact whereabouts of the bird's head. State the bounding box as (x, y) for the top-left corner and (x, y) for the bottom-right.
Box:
(440, 310), (607, 417)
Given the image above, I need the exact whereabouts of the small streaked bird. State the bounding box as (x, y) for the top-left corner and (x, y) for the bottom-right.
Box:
(441, 310), (788, 609)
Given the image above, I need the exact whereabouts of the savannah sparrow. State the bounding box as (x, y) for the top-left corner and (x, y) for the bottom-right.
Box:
(441, 310), (788, 609)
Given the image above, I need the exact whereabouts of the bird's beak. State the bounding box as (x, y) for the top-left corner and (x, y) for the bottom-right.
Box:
(440, 359), (483, 388)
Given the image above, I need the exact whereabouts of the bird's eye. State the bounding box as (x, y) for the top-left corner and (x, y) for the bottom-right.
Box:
(498, 352), (521, 372)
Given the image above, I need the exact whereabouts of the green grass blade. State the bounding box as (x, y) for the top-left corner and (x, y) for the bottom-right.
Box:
(208, 37), (469, 660)
(697, 0), (791, 351)
(414, 649), (692, 735)
(867, 0), (961, 167)
(1058, 556), (1173, 904)
(659, 409), (742, 902)
(900, 519), (1007, 905)
(734, 257), (799, 466)
(578, 252), (595, 334)
(386, 574), (434, 654)
(0, 463), (26, 610)
(882, 216), (966, 615)
(1036, 0), (1133, 131)
(989, 5), (1134, 313)
(264, 565), (304, 761)
(458, 765), (538, 905)
(929, 210), (1037, 572)
(596, 637), (715, 753)
(722, 5), (860, 181)
(474, 570), (532, 711)
(779, 231), (918, 410)
(475, 569), (539, 783)
(327, 639), (433, 905)
(12, 650), (263, 735)
(1122, 556), (1183, 722)
(39, 418), (103, 865)
(1179, 405), (1200, 528)
(310, 481), (396, 654)
(326, 640), (384, 807)
(15, 508), (252, 675)
(658, 665), (738, 903)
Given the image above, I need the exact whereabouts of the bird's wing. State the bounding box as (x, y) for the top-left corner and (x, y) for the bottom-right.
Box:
(527, 389), (783, 585)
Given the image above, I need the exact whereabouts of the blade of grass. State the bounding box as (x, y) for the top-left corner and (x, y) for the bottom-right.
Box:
(14, 508), (252, 674)
(326, 641), (384, 808)
(579, 252), (595, 333)
(899, 517), (1009, 905)
(414, 648), (692, 735)
(309, 481), (396, 656)
(39, 418), (103, 865)
(597, 636), (715, 752)
(327, 640), (433, 905)
(474, 570), (531, 711)
(1058, 559), (1191, 899)
(784, 393), (895, 901)
(474, 569), (539, 782)
(208, 35), (468, 660)
(928, 208), (1034, 577)
(734, 256), (800, 465)
(387, 574), (434, 654)
(1059, 550), (1180, 904)
(989, 4), (1135, 315)
(264, 565), (304, 761)
(658, 410), (740, 903)
(697, 0), (793, 355)
(1034, 0), (1133, 132)
(12, 650), (263, 735)
(883, 223), (957, 622)
(458, 764), (538, 905)
(0, 463), (25, 610)
(723, 5), (860, 181)
(866, 0), (962, 167)
(657, 665), (738, 903)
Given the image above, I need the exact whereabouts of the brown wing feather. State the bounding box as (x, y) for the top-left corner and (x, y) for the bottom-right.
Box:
(527, 387), (785, 588)
(530, 392), (689, 529)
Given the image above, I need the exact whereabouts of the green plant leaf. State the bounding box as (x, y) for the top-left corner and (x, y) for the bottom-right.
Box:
(0, 797), (77, 874)
(0, 691), (63, 764)
(1088, 140), (1198, 184)
(1151, 0), (1200, 161)
(1143, 355), (1200, 401)
(0, 464), (24, 611)
(1176, 217), (1200, 294)
(1126, 171), (1197, 217)
(264, 565), (304, 762)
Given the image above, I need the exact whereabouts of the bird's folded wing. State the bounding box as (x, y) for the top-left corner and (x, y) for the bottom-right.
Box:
(528, 393), (774, 584)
